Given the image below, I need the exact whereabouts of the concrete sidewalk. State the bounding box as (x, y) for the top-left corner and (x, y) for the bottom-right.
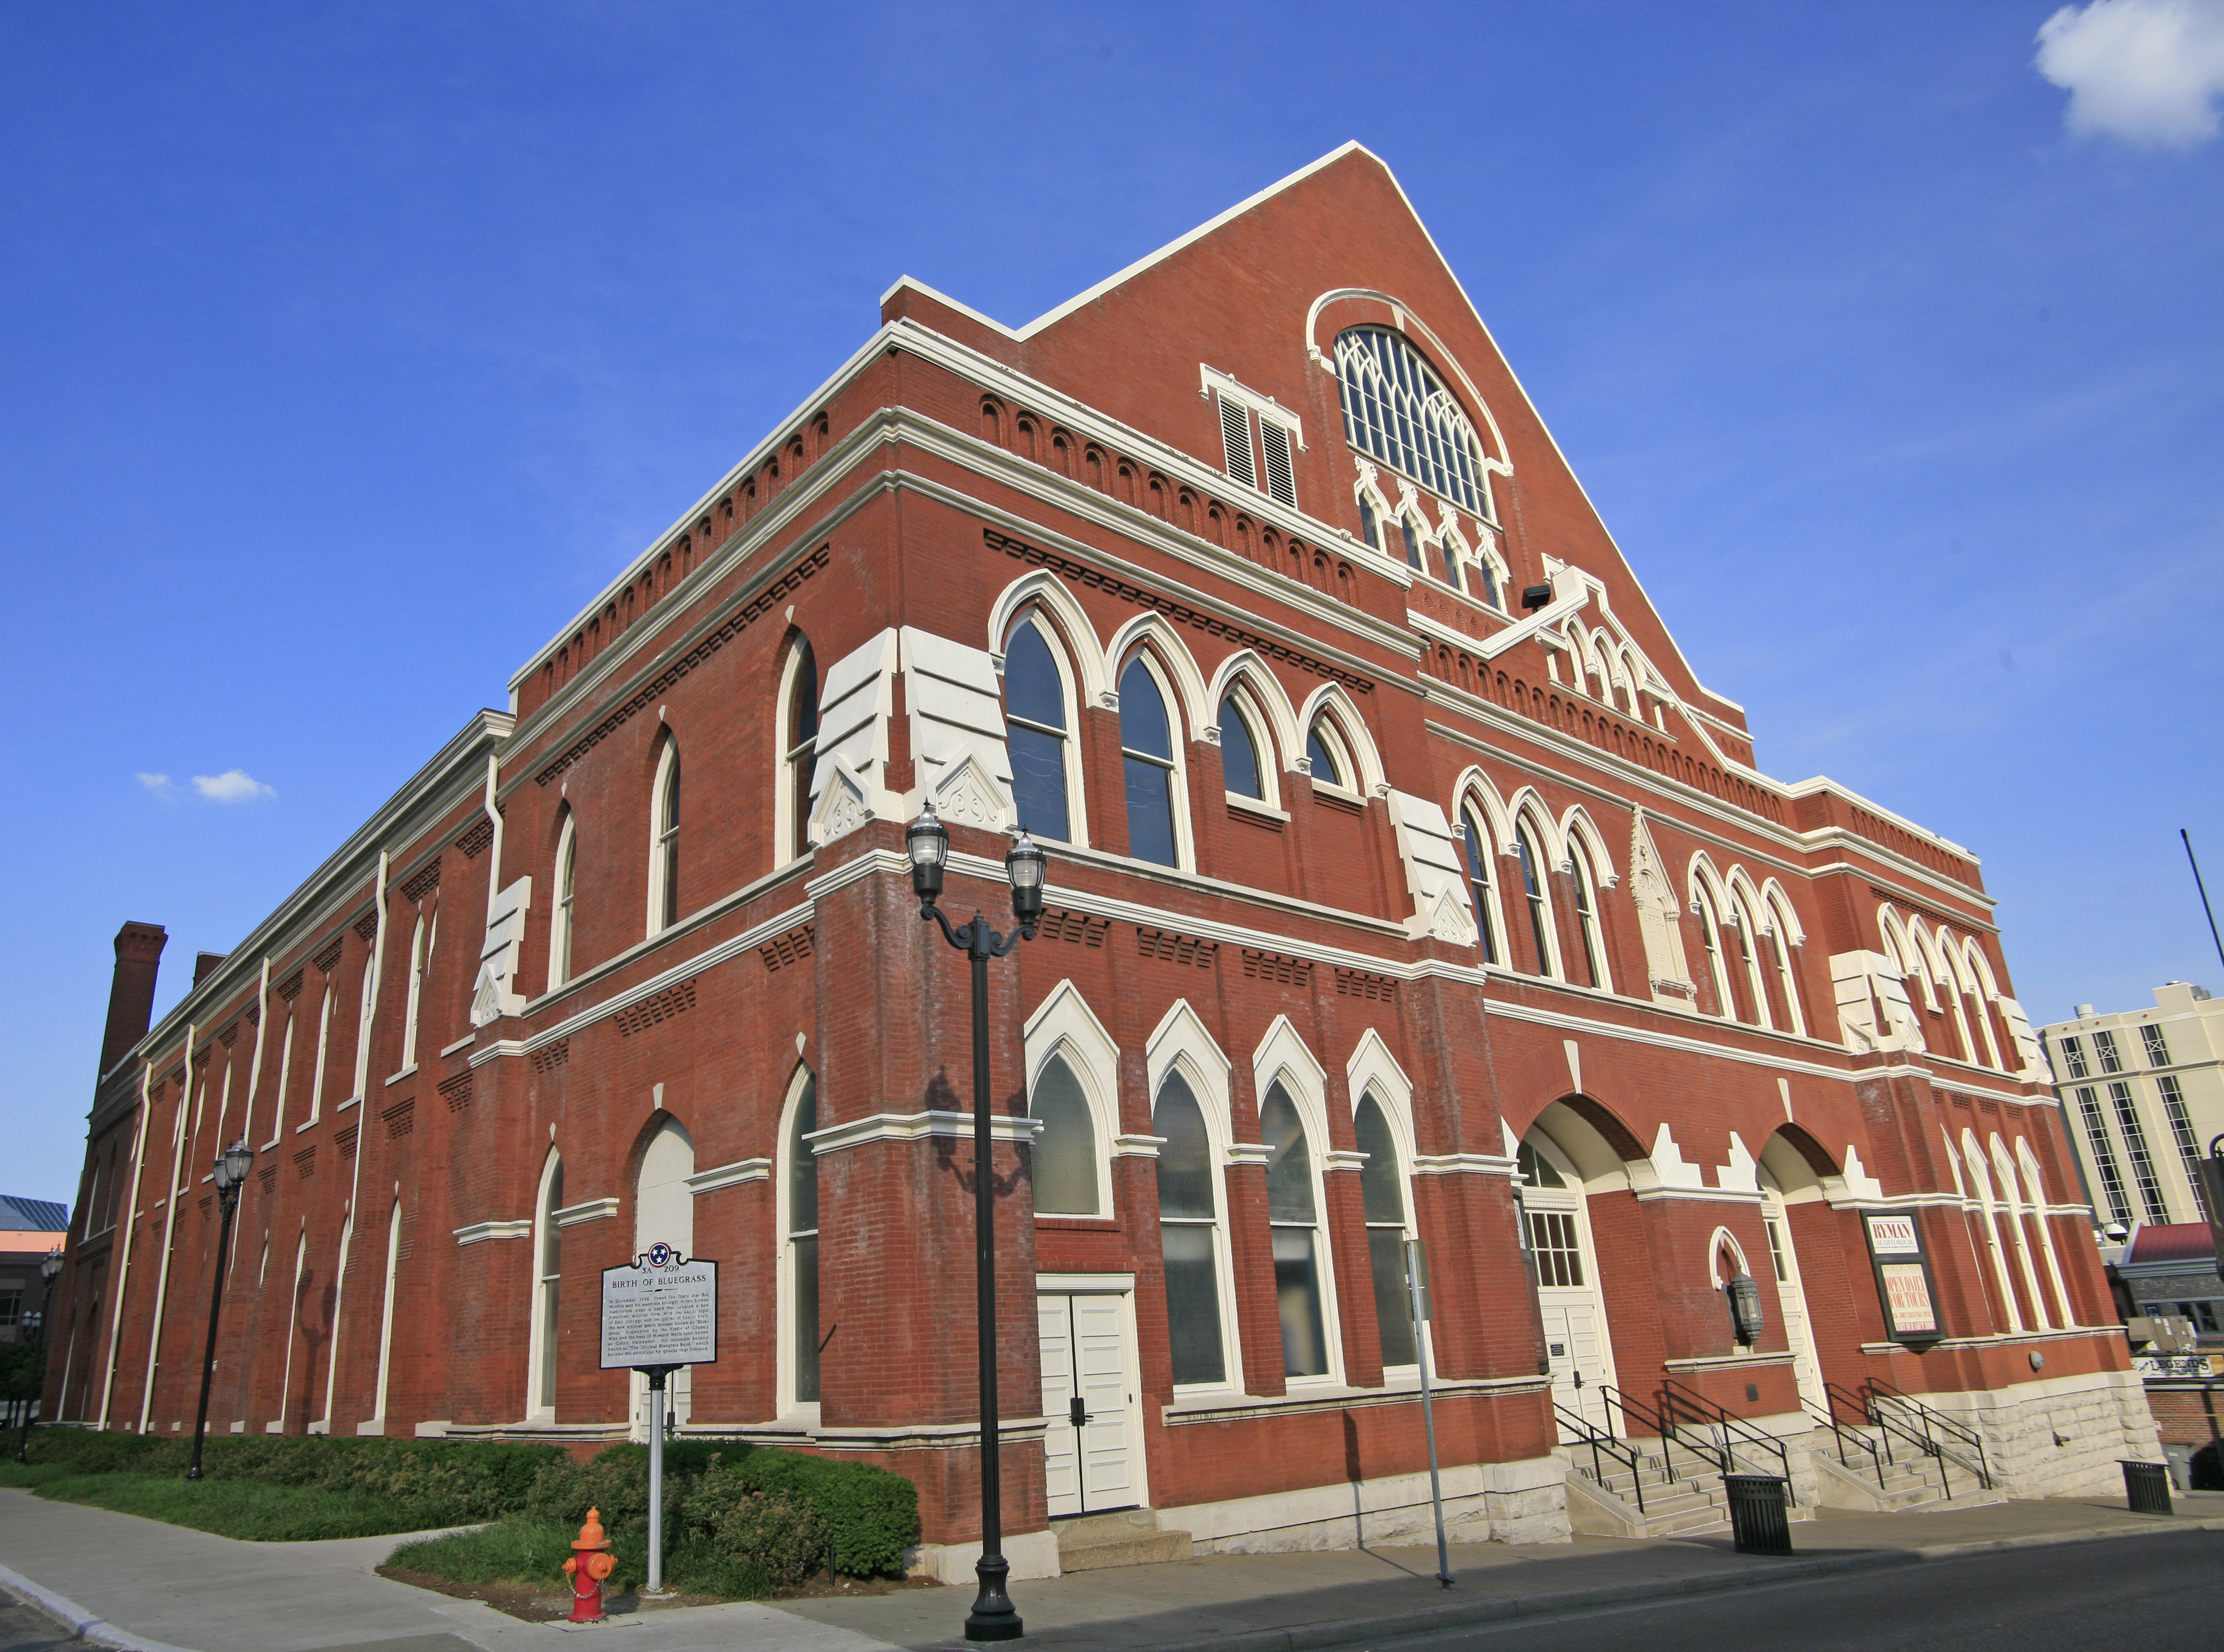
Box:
(3, 1487), (2220, 1652)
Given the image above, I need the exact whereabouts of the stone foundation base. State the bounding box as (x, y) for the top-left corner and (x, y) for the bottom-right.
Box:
(1161, 1452), (1570, 1555)
(907, 1528), (1062, 1583)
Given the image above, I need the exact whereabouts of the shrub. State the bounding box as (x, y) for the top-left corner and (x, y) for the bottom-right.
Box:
(523, 1448), (684, 1536)
(730, 1449), (918, 1576)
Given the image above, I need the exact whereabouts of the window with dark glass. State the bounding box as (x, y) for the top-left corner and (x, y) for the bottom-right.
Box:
(1155, 1073), (1224, 1385)
(1030, 1054), (1098, 1216)
(787, 1073), (820, 1404)
(2142, 1024), (2171, 1068)
(2059, 1035), (2088, 1079)
(1359, 494), (1380, 550)
(1219, 695), (1264, 800)
(1306, 724), (1343, 788)
(1005, 623), (1072, 842)
(1400, 517), (1424, 574)
(1570, 847), (1603, 988)
(1118, 656), (1178, 867)
(785, 640), (818, 861)
(1461, 812), (1498, 965)
(2096, 1030), (2124, 1073)
(1261, 1084), (1328, 1378)
(1354, 1094), (1416, 1368)
(1514, 824), (1554, 977)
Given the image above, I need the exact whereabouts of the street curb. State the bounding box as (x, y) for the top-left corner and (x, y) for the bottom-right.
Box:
(1013, 1514), (2224, 1652)
(0, 1561), (201, 1652)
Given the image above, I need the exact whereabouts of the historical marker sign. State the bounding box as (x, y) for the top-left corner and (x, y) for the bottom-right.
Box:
(600, 1245), (719, 1369)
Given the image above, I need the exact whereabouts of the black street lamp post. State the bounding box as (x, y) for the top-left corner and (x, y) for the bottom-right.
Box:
(187, 1140), (256, 1482)
(12, 1249), (64, 1463)
(905, 804), (1046, 1644)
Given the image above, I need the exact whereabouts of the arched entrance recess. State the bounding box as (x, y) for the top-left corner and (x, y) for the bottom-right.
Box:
(1757, 1129), (1834, 1415)
(634, 1114), (697, 1434)
(1519, 1099), (1631, 1434)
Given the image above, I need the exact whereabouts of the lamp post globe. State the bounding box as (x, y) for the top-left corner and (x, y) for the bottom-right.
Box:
(1005, 831), (1047, 925)
(907, 804), (950, 905)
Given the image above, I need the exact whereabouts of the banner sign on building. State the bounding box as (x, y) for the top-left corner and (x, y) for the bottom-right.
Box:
(1862, 1213), (1941, 1343)
(600, 1245), (719, 1369)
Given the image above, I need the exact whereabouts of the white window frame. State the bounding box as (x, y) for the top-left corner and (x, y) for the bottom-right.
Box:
(647, 736), (681, 935)
(399, 916), (427, 1072)
(777, 1066), (822, 1419)
(1004, 612), (1090, 848)
(1200, 365), (1302, 509)
(1513, 817), (1562, 980)
(527, 1149), (563, 1420)
(1146, 1001), (1242, 1397)
(776, 637), (819, 867)
(1216, 685), (1280, 811)
(548, 813), (577, 991)
(1115, 651), (1193, 873)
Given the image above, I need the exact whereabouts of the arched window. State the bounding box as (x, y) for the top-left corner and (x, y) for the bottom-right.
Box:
(1460, 808), (1501, 966)
(1005, 620), (1074, 842)
(1155, 1072), (1225, 1386)
(350, 941), (378, 1101)
(781, 638), (819, 862)
(548, 812), (576, 991)
(1219, 694), (1265, 802)
(372, 1198), (402, 1422)
(1358, 492), (1380, 550)
(1030, 1053), (1099, 1216)
(1569, 844), (1607, 991)
(1964, 1135), (2024, 1334)
(1693, 880), (1734, 1018)
(648, 738), (680, 934)
(1765, 896), (1808, 1037)
(1354, 1093), (1416, 1369)
(1334, 327), (1486, 514)
(1400, 516), (1425, 574)
(784, 1070), (820, 1406)
(1118, 656), (1179, 867)
(401, 916), (427, 1068)
(529, 1152), (563, 1418)
(1728, 892), (1772, 1029)
(1514, 823), (1557, 977)
(308, 979), (334, 1127)
(1261, 1083), (1329, 1379)
(1306, 720), (1349, 790)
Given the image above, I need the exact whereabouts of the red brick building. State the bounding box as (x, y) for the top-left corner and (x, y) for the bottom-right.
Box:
(49, 146), (2153, 1573)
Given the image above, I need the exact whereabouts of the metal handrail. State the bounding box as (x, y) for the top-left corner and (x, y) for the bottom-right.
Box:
(1555, 1401), (1648, 1515)
(1865, 1380), (1994, 1491)
(1657, 1380), (1797, 1504)
(1802, 1397), (1889, 1490)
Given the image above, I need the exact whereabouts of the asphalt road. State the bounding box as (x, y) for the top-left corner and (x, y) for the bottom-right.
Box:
(0, 1599), (68, 1652)
(1380, 1531), (2224, 1651)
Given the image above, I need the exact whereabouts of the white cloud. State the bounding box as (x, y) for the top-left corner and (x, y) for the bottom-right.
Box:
(2036, 0), (2224, 148)
(135, 772), (174, 797)
(191, 769), (277, 803)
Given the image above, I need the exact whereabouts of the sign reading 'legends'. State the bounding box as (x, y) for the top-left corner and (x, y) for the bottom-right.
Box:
(600, 1245), (719, 1369)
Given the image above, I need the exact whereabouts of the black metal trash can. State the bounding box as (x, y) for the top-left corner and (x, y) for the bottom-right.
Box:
(2121, 1459), (2174, 1516)
(1723, 1473), (1793, 1556)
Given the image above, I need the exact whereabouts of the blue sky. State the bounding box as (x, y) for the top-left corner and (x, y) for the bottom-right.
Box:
(2, 2), (2218, 1208)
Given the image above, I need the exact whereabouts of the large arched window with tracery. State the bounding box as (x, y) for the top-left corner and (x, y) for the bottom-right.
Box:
(1334, 327), (1486, 515)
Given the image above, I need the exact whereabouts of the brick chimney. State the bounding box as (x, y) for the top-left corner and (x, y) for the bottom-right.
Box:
(193, 951), (227, 987)
(100, 921), (167, 1078)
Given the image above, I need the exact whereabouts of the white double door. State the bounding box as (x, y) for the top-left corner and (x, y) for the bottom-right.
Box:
(1539, 1298), (1612, 1433)
(1037, 1291), (1142, 1518)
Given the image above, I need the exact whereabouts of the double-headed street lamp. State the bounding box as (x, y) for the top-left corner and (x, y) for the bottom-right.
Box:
(12, 1248), (65, 1463)
(187, 1140), (256, 1482)
(905, 804), (1046, 1645)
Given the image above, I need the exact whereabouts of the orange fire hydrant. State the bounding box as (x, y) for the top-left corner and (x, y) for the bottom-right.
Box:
(562, 1507), (617, 1622)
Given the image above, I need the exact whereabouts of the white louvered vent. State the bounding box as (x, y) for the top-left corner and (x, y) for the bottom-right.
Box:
(1218, 394), (1257, 490)
(1259, 421), (1295, 508)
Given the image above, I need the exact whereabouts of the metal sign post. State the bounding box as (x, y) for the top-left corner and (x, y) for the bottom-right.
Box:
(601, 1245), (719, 1598)
(1405, 1238), (1452, 1588)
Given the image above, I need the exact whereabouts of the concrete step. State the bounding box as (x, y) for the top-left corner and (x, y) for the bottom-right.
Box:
(1053, 1508), (1194, 1572)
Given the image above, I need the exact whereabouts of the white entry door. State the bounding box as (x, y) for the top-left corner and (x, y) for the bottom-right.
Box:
(1762, 1195), (1829, 1415)
(1038, 1292), (1139, 1517)
(1539, 1301), (1610, 1433)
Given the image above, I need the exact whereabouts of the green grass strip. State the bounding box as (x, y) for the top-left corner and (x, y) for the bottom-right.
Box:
(28, 1473), (466, 1541)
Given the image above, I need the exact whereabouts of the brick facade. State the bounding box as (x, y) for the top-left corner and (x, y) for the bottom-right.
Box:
(49, 145), (2153, 1565)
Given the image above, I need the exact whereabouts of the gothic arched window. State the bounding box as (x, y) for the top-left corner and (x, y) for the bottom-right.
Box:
(1354, 1092), (1417, 1369)
(1029, 1053), (1099, 1216)
(1334, 327), (1486, 514)
(1005, 620), (1075, 843)
(1155, 1072), (1225, 1386)
(1118, 656), (1180, 867)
